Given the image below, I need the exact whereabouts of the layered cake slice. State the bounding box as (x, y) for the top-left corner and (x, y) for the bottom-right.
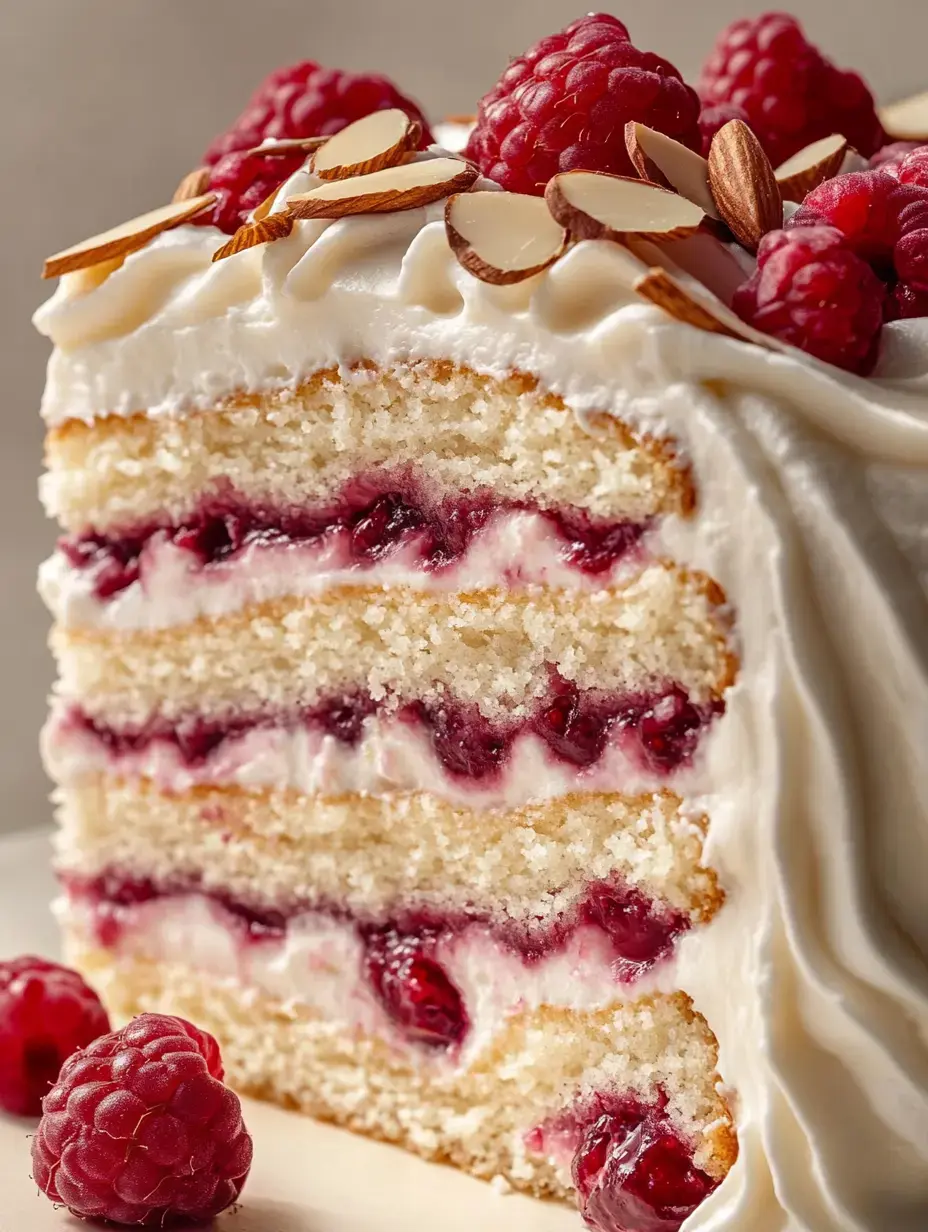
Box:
(36, 13), (928, 1232)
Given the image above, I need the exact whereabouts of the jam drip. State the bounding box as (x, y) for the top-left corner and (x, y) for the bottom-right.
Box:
(69, 678), (721, 780)
(59, 474), (652, 599)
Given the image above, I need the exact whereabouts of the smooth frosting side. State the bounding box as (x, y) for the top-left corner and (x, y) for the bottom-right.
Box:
(34, 163), (928, 1230)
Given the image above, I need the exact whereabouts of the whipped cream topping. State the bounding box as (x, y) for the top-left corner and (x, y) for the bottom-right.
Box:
(34, 156), (928, 1230)
(40, 511), (650, 632)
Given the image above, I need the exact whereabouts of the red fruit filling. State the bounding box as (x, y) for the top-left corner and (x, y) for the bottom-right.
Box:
(66, 677), (721, 782)
(465, 13), (700, 194)
(363, 925), (468, 1048)
(63, 873), (690, 1032)
(59, 479), (652, 600)
(698, 12), (885, 167)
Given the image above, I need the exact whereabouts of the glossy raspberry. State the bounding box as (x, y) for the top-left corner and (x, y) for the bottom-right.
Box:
(465, 13), (700, 194)
(205, 61), (432, 164)
(733, 226), (885, 374)
(870, 142), (926, 176)
(885, 281), (928, 320)
(698, 102), (750, 157)
(895, 148), (928, 190)
(32, 1013), (251, 1226)
(698, 13), (885, 167)
(364, 926), (468, 1048)
(573, 1106), (717, 1231)
(0, 957), (110, 1116)
(196, 149), (305, 235)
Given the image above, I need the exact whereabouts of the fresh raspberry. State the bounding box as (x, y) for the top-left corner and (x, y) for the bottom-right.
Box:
(885, 281), (928, 320)
(0, 957), (109, 1117)
(32, 1013), (252, 1226)
(894, 229), (928, 289)
(870, 142), (926, 176)
(364, 926), (468, 1048)
(788, 171), (928, 264)
(194, 149), (306, 235)
(699, 13), (885, 167)
(205, 61), (432, 165)
(698, 102), (750, 157)
(732, 226), (886, 374)
(896, 148), (928, 190)
(464, 13), (701, 194)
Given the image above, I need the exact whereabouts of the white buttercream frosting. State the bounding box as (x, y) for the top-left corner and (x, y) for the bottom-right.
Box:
(34, 156), (928, 1231)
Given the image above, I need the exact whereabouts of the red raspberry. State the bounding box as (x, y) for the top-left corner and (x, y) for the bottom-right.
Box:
(0, 957), (109, 1117)
(870, 142), (926, 176)
(698, 102), (750, 158)
(699, 13), (885, 167)
(197, 149), (306, 235)
(364, 926), (467, 1048)
(732, 226), (886, 375)
(464, 13), (701, 194)
(788, 171), (928, 264)
(205, 61), (432, 165)
(894, 229), (928, 289)
(886, 281), (928, 321)
(896, 149), (928, 190)
(32, 1013), (252, 1226)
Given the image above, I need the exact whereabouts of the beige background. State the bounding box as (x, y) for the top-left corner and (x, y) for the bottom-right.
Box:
(1, 1), (925, 835)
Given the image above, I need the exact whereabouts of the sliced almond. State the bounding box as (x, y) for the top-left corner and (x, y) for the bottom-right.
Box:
(545, 173), (705, 245)
(633, 266), (780, 351)
(445, 191), (567, 284)
(172, 166), (211, 203)
(287, 157), (478, 220)
(43, 195), (217, 279)
(311, 109), (420, 181)
(252, 184), (284, 223)
(775, 134), (847, 202)
(880, 91), (928, 141)
(244, 135), (329, 158)
(212, 212), (294, 262)
(625, 123), (720, 219)
(708, 120), (782, 252)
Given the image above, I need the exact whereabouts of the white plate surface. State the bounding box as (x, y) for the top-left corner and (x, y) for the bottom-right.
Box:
(0, 829), (576, 1232)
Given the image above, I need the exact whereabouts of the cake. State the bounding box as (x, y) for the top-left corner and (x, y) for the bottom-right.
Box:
(34, 13), (928, 1232)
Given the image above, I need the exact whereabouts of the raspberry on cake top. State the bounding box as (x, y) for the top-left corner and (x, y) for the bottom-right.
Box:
(34, 11), (928, 1232)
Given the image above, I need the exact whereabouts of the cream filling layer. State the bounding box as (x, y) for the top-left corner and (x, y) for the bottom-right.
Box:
(41, 509), (650, 632)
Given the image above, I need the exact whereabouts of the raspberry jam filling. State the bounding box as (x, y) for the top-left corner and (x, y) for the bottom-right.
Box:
(527, 1091), (719, 1232)
(69, 678), (721, 780)
(65, 873), (690, 1047)
(58, 475), (652, 600)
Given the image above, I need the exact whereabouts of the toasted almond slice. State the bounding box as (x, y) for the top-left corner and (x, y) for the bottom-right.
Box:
(43, 196), (217, 279)
(545, 172), (705, 244)
(252, 184), (284, 223)
(287, 157), (478, 219)
(244, 135), (329, 158)
(172, 166), (211, 203)
(311, 109), (421, 181)
(634, 266), (779, 350)
(212, 212), (294, 262)
(775, 134), (847, 202)
(626, 123), (720, 219)
(708, 120), (782, 252)
(445, 191), (567, 284)
(880, 90), (928, 141)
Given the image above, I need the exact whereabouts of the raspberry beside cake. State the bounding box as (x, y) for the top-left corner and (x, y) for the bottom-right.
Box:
(36, 14), (928, 1232)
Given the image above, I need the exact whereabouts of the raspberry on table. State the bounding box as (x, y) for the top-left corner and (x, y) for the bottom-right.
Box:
(699, 12), (885, 167)
(464, 13), (701, 195)
(32, 1012), (252, 1227)
(197, 149), (307, 235)
(732, 225), (886, 374)
(205, 61), (432, 165)
(0, 956), (110, 1117)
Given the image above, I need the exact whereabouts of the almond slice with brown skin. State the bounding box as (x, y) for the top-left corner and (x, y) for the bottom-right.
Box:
(445, 191), (567, 284)
(633, 265), (782, 351)
(311, 109), (421, 180)
(212, 212), (294, 262)
(43, 195), (217, 279)
(708, 120), (783, 252)
(775, 134), (847, 202)
(244, 135), (330, 158)
(287, 157), (478, 220)
(546, 172), (705, 245)
(880, 90), (928, 141)
(172, 167), (211, 203)
(625, 123), (720, 219)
